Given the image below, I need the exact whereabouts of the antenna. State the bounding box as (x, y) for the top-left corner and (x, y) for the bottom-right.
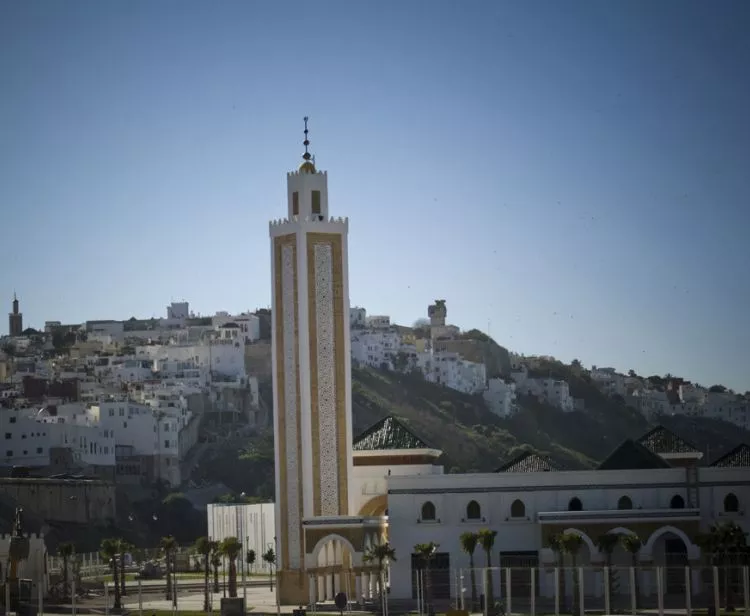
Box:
(302, 116), (312, 161)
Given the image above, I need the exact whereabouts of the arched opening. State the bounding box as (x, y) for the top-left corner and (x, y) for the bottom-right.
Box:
(724, 492), (739, 513)
(617, 495), (633, 510)
(650, 529), (688, 594)
(510, 499), (526, 518)
(466, 500), (481, 520)
(670, 494), (685, 509)
(568, 497), (583, 511)
(421, 501), (436, 521)
(310, 535), (358, 604)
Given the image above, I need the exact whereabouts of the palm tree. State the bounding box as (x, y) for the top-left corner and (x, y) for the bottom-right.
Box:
(620, 534), (642, 609)
(100, 538), (122, 611)
(697, 520), (748, 610)
(560, 532), (584, 615)
(160, 535), (178, 601)
(459, 532), (479, 611)
(221, 537), (242, 598)
(262, 548), (276, 591)
(57, 542), (74, 599)
(118, 540), (133, 597)
(477, 529), (498, 614)
(596, 533), (620, 604)
(548, 533), (567, 612)
(211, 541), (222, 594)
(194, 537), (211, 611)
(363, 542), (397, 612)
(414, 542), (439, 615)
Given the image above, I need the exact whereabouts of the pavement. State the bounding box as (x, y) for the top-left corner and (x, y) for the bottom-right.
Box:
(122, 587), (293, 614)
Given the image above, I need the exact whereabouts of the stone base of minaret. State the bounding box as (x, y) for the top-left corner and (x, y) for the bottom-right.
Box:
(276, 570), (310, 606)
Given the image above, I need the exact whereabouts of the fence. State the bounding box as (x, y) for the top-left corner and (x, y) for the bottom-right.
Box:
(409, 564), (750, 616)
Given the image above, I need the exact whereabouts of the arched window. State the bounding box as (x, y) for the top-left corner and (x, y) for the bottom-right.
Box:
(466, 500), (481, 520)
(617, 495), (633, 510)
(568, 497), (583, 511)
(724, 493), (739, 513)
(670, 494), (685, 509)
(421, 501), (436, 521)
(510, 499), (526, 518)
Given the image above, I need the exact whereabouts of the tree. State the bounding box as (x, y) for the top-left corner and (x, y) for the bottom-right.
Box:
(560, 532), (584, 616)
(620, 534), (642, 608)
(160, 535), (178, 601)
(221, 537), (242, 598)
(363, 542), (396, 613)
(459, 532), (479, 611)
(708, 384), (727, 393)
(194, 537), (212, 611)
(696, 520), (748, 610)
(596, 533), (621, 602)
(477, 530), (498, 614)
(571, 359), (582, 370)
(262, 547), (276, 591)
(628, 369), (637, 378)
(414, 542), (439, 615)
(210, 541), (222, 593)
(548, 533), (567, 612)
(57, 542), (75, 599)
(118, 540), (133, 597)
(100, 538), (122, 611)
(246, 548), (256, 572)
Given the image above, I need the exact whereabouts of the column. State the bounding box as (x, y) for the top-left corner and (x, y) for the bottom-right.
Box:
(317, 574), (325, 602)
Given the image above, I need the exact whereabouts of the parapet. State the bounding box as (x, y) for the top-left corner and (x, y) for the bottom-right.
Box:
(0, 532), (43, 540)
(269, 216), (349, 229)
(287, 170), (328, 178)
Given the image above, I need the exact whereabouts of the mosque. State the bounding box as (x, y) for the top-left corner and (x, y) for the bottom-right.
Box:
(268, 120), (750, 606)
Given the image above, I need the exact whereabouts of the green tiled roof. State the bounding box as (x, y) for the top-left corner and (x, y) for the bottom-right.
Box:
(711, 443), (750, 468)
(598, 439), (672, 470)
(496, 451), (558, 473)
(637, 425), (699, 455)
(353, 416), (430, 451)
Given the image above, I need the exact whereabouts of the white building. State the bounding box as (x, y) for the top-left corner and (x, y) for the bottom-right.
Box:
(137, 340), (245, 379)
(483, 378), (517, 417)
(207, 502), (276, 573)
(386, 426), (750, 603)
(511, 368), (574, 411)
(350, 329), (401, 370)
(418, 351), (487, 394)
(167, 301), (190, 320)
(213, 312), (261, 344)
(1, 405), (115, 471)
(365, 315), (391, 329)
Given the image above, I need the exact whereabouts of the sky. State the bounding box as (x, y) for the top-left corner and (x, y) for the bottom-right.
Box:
(1, 0), (749, 392)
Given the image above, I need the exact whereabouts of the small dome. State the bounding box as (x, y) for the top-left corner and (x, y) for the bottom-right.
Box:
(298, 161), (317, 174)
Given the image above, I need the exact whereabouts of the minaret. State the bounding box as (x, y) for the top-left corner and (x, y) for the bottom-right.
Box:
(8, 293), (23, 337)
(269, 119), (353, 605)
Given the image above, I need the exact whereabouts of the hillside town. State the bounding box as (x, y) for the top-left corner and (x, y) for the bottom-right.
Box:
(1, 292), (748, 490)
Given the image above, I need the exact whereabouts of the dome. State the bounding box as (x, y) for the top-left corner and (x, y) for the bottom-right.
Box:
(298, 161), (317, 174)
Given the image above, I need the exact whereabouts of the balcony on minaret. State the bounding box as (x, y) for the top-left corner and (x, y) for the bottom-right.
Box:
(287, 164), (329, 222)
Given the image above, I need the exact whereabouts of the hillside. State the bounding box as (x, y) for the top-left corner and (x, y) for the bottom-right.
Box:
(196, 362), (750, 501)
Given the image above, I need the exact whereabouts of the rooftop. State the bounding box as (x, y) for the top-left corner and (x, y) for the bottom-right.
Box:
(496, 451), (559, 473)
(353, 415), (432, 451)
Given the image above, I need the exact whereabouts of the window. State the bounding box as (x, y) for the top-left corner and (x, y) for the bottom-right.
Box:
(670, 494), (685, 509)
(292, 191), (299, 216)
(510, 499), (526, 518)
(724, 493), (739, 513)
(109, 409), (114, 417)
(466, 500), (481, 520)
(4, 434), (10, 440)
(165, 440), (170, 448)
(9, 417), (15, 424)
(36, 447), (43, 454)
(568, 497), (583, 511)
(312, 190), (321, 214)
(421, 501), (436, 521)
(617, 495), (633, 510)
(5, 451), (11, 457)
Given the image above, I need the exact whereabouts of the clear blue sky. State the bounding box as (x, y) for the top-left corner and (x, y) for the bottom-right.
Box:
(1, 0), (749, 392)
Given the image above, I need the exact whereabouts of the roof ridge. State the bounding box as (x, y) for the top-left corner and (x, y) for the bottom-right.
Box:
(710, 442), (750, 467)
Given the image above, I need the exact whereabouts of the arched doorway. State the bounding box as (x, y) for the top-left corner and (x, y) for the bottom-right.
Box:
(310, 535), (358, 603)
(651, 530), (688, 594)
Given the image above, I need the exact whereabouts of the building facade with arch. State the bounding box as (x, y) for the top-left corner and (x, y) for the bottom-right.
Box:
(386, 429), (750, 602)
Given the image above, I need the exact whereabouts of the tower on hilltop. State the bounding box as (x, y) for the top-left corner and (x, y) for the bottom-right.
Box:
(8, 293), (23, 337)
(269, 118), (355, 604)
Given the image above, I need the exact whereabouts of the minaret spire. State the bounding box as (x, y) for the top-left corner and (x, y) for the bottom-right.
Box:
(298, 117), (316, 173)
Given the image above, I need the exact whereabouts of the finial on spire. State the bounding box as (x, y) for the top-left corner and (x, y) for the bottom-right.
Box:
(302, 116), (312, 161)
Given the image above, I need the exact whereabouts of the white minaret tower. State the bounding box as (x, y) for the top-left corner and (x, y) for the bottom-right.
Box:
(269, 118), (354, 605)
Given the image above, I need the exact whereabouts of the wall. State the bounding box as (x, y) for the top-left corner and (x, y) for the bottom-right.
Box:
(0, 478), (116, 524)
(207, 503), (275, 572)
(0, 533), (48, 592)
